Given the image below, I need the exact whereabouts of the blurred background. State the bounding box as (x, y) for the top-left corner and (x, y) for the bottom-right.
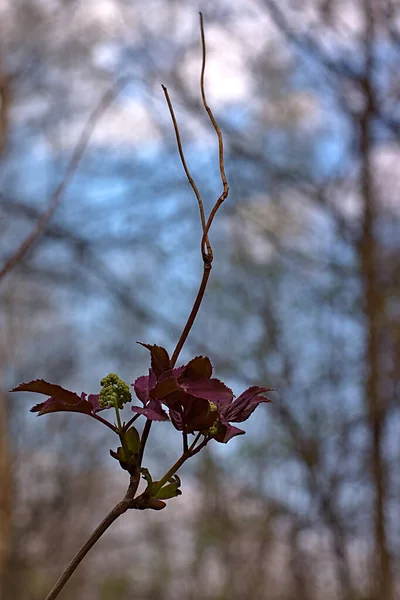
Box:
(0, 1), (399, 599)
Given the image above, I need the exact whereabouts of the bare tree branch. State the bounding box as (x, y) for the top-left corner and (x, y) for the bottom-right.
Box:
(0, 78), (126, 282)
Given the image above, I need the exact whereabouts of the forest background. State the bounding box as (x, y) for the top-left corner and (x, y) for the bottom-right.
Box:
(0, 1), (399, 599)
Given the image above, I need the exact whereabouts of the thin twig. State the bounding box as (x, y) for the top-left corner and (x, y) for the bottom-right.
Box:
(151, 434), (209, 497)
(199, 13), (228, 195)
(182, 430), (189, 453)
(168, 14), (229, 367)
(199, 12), (229, 259)
(0, 78), (126, 282)
(190, 435), (210, 457)
(189, 431), (203, 451)
(201, 194), (226, 259)
(138, 417), (152, 467)
(122, 412), (140, 433)
(161, 84), (212, 259)
(44, 16), (228, 600)
(92, 413), (118, 433)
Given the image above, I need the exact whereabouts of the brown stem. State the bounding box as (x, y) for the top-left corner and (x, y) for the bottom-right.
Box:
(182, 430), (189, 453)
(199, 12), (229, 260)
(137, 14), (227, 467)
(92, 413), (117, 433)
(199, 13), (228, 195)
(190, 435), (209, 457)
(152, 452), (191, 496)
(152, 434), (209, 495)
(161, 84), (211, 258)
(170, 263), (211, 367)
(122, 413), (140, 433)
(164, 14), (229, 370)
(138, 417), (152, 467)
(201, 193), (228, 260)
(44, 473), (139, 600)
(44, 16), (228, 600)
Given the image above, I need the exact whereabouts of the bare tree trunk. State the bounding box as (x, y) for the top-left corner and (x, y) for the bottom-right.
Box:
(0, 390), (12, 599)
(0, 43), (13, 596)
(0, 47), (10, 156)
(289, 524), (312, 600)
(359, 3), (392, 598)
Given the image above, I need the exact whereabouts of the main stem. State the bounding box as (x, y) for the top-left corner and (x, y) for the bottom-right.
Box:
(44, 474), (140, 600)
(139, 263), (212, 469)
(171, 263), (211, 367)
(44, 14), (226, 600)
(45, 503), (126, 600)
(115, 406), (130, 459)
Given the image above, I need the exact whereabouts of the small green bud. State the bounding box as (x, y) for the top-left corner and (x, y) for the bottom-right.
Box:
(156, 482), (182, 500)
(154, 475), (182, 500)
(125, 427), (140, 455)
(209, 401), (218, 412)
(99, 373), (131, 409)
(140, 468), (153, 487)
(208, 421), (220, 436)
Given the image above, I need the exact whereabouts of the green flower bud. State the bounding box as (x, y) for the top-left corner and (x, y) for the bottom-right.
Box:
(99, 373), (131, 409)
(208, 420), (220, 436)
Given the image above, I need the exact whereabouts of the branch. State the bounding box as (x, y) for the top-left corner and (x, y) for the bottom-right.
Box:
(168, 13), (229, 367)
(45, 472), (140, 600)
(199, 11), (229, 207)
(42, 15), (229, 600)
(170, 264), (212, 367)
(161, 84), (212, 258)
(0, 78), (126, 282)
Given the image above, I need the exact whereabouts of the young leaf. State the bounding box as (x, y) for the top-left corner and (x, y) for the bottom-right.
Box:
(181, 356), (212, 380)
(155, 482), (182, 500)
(137, 343), (171, 377)
(140, 468), (153, 488)
(181, 377), (233, 404)
(155, 475), (182, 500)
(125, 427), (140, 455)
(109, 447), (132, 471)
(132, 400), (169, 421)
(11, 380), (94, 416)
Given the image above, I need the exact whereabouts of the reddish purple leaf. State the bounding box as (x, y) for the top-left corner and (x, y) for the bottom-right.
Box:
(11, 380), (99, 417)
(181, 396), (217, 432)
(215, 422), (245, 443)
(162, 392), (217, 433)
(170, 365), (186, 379)
(137, 343), (170, 377)
(32, 397), (94, 416)
(131, 352), (273, 445)
(84, 393), (103, 412)
(168, 407), (183, 430)
(181, 356), (212, 381)
(151, 377), (182, 401)
(133, 370), (157, 405)
(225, 386), (272, 423)
(132, 400), (169, 421)
(181, 378), (233, 404)
(12, 380), (82, 403)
